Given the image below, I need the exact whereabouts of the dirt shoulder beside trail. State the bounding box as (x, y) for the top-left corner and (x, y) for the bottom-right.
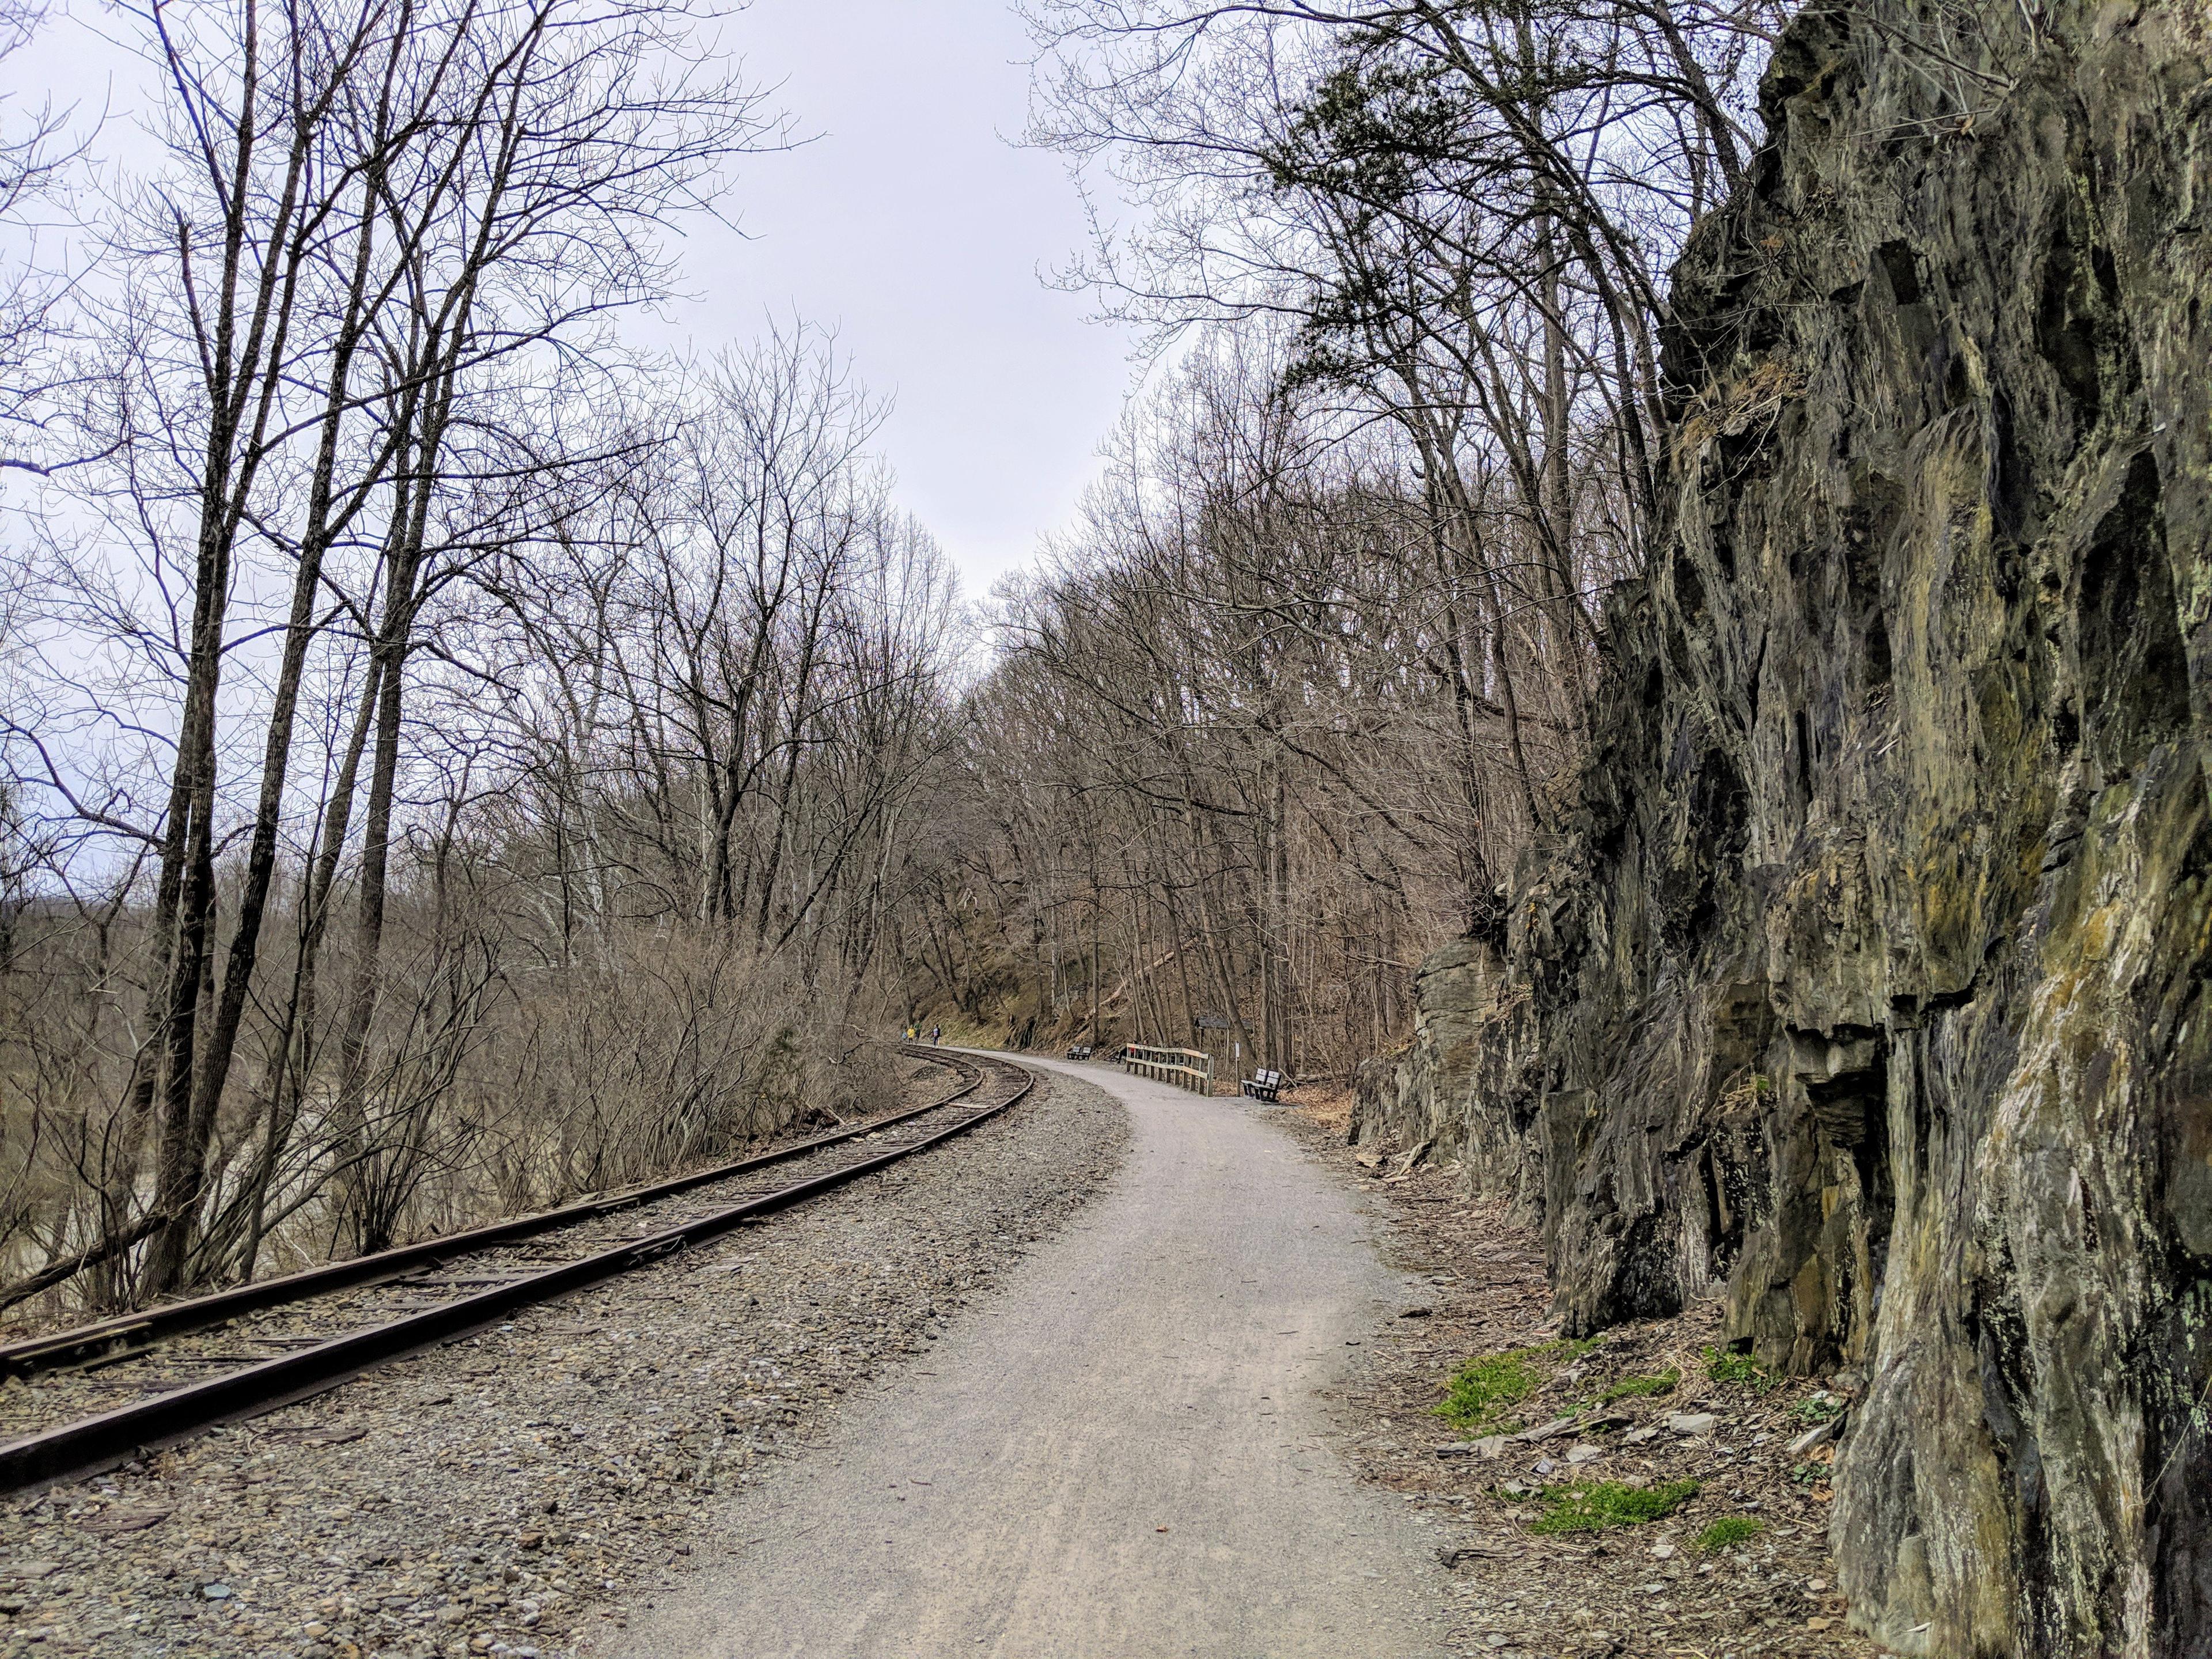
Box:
(0, 1058), (1127, 1659)
(1274, 1089), (1891, 1659)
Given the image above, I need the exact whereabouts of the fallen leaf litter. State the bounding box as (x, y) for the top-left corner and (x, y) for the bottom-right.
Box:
(1275, 1088), (1893, 1659)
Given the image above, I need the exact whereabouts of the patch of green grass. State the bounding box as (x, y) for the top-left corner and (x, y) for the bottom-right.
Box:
(1435, 1351), (1540, 1433)
(1703, 1344), (1778, 1391)
(1435, 1336), (1600, 1433)
(1529, 1479), (1701, 1535)
(1597, 1368), (1680, 1403)
(1790, 1392), (1843, 1424)
(1696, 1516), (1765, 1552)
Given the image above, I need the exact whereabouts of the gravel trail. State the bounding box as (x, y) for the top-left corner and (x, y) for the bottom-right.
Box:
(0, 1053), (1123, 1659)
(622, 1053), (1449, 1659)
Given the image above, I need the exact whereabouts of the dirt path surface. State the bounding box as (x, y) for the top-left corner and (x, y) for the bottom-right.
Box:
(622, 1055), (1448, 1659)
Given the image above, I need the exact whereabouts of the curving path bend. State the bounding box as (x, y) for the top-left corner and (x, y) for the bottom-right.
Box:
(622, 1052), (1444, 1659)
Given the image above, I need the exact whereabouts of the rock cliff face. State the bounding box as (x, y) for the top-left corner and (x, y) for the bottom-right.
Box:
(1356, 3), (2212, 1652)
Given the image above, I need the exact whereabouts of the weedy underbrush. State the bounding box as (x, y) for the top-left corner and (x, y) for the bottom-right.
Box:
(1436, 1351), (1540, 1433)
(1790, 1391), (1844, 1423)
(1530, 1478), (1701, 1534)
(1596, 1368), (1680, 1403)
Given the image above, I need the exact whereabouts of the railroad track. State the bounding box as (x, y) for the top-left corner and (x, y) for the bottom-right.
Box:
(0, 1045), (1030, 1495)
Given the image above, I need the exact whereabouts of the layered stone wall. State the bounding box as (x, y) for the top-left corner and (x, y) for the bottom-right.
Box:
(1356, 5), (2212, 1651)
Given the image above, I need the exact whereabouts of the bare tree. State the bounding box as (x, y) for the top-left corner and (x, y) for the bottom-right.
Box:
(878, 0), (1789, 1071)
(897, 329), (1508, 1077)
(0, 0), (84, 478)
(0, 0), (960, 1327)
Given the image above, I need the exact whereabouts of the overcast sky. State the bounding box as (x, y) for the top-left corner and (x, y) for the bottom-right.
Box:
(17, 0), (1137, 598)
(654, 0), (1135, 594)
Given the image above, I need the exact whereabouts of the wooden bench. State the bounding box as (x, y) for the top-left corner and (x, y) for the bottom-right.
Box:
(1066, 1044), (1093, 1060)
(1241, 1068), (1285, 1102)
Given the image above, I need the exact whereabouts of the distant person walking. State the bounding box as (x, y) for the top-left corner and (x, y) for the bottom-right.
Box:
(931, 1025), (941, 1046)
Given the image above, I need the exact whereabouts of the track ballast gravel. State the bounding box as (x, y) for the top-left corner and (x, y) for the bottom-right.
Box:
(0, 1056), (1126, 1659)
(0, 1058), (1002, 1448)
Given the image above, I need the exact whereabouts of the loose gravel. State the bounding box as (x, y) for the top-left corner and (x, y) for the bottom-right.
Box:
(0, 1056), (1128, 1659)
(1, 1063), (1001, 1445)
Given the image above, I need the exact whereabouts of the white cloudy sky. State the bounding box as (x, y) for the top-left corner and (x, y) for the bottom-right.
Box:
(651, 0), (1136, 592)
(13, 0), (1138, 596)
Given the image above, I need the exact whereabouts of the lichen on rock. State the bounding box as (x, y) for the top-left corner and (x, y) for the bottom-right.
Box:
(1355, 2), (2212, 1652)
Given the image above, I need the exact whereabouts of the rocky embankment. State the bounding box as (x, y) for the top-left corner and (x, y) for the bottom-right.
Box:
(1355, 3), (2212, 1654)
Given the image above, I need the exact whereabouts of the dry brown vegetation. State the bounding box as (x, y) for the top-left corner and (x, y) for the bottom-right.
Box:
(899, 0), (1787, 1080)
(0, 0), (1795, 1322)
(0, 1), (946, 1324)
(1277, 1113), (1876, 1658)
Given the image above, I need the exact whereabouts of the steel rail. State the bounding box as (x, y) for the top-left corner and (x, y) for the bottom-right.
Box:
(0, 1048), (1030, 1495)
(0, 1050), (985, 1385)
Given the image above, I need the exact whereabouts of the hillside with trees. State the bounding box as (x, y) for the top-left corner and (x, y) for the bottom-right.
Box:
(0, 0), (954, 1313)
(896, 0), (1775, 1074)
(2, 1), (2207, 1652)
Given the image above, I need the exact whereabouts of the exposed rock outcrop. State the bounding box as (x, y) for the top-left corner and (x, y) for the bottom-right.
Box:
(1357, 3), (2212, 1652)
